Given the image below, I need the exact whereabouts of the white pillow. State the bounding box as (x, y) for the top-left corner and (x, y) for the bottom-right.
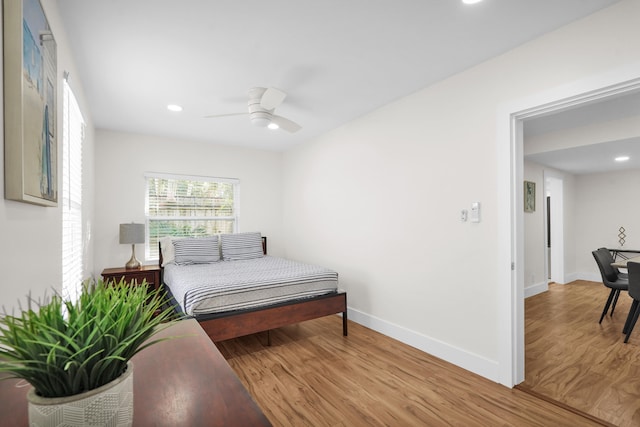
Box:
(220, 232), (264, 261)
(159, 236), (175, 267)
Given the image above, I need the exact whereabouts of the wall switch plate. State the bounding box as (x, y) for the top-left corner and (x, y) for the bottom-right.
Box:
(470, 202), (480, 223)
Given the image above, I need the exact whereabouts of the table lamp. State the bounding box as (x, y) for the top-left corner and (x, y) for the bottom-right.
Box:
(120, 223), (145, 269)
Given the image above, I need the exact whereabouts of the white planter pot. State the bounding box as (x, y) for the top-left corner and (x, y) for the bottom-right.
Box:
(27, 362), (134, 427)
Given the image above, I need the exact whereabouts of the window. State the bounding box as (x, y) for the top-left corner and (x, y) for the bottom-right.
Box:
(145, 173), (239, 259)
(62, 80), (84, 302)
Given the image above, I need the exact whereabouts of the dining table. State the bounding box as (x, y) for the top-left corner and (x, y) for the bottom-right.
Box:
(611, 255), (640, 268)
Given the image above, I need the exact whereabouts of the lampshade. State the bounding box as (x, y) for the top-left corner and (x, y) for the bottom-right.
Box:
(119, 223), (145, 244)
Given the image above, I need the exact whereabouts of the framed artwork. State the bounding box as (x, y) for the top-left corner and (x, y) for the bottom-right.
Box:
(524, 181), (536, 213)
(3, 0), (57, 206)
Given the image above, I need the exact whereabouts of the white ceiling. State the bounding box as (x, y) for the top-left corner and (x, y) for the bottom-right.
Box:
(57, 0), (622, 151)
(525, 137), (640, 175)
(524, 91), (640, 175)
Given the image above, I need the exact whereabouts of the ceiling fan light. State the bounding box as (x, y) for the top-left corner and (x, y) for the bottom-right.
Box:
(267, 122), (279, 130)
(251, 116), (271, 127)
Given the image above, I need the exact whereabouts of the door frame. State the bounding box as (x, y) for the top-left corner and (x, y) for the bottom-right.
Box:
(544, 172), (564, 285)
(497, 66), (640, 387)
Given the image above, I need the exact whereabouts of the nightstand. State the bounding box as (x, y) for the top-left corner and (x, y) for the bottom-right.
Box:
(102, 265), (163, 317)
(101, 265), (161, 292)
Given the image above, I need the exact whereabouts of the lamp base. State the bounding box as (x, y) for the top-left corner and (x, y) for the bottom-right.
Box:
(125, 244), (141, 269)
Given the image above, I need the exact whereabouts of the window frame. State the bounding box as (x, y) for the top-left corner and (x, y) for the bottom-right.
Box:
(144, 172), (240, 260)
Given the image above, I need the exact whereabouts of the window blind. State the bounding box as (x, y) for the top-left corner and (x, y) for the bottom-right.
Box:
(145, 173), (239, 259)
(62, 80), (84, 303)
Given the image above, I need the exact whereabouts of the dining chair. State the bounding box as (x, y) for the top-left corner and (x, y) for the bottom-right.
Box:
(623, 261), (640, 343)
(592, 247), (629, 323)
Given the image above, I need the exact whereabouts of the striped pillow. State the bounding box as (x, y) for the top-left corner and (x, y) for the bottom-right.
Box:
(173, 236), (220, 265)
(221, 232), (264, 261)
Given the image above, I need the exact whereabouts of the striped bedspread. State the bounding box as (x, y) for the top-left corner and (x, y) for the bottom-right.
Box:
(163, 256), (339, 316)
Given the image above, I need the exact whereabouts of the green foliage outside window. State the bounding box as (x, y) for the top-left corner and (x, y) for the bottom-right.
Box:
(145, 175), (238, 258)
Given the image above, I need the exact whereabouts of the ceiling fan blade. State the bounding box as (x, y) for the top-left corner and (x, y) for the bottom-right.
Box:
(260, 87), (287, 110)
(272, 115), (301, 133)
(203, 112), (248, 118)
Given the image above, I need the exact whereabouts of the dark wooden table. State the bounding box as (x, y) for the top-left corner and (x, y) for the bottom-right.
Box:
(0, 319), (271, 426)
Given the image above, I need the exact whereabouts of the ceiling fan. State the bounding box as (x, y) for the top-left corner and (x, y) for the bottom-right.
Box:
(205, 87), (301, 133)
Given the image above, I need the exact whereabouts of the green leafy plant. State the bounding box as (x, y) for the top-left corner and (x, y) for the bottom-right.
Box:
(0, 278), (177, 398)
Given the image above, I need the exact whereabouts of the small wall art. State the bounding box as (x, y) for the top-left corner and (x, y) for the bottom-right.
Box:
(524, 180), (535, 213)
(3, 0), (58, 206)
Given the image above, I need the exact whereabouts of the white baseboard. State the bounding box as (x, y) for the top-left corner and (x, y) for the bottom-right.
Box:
(343, 272), (604, 384)
(525, 281), (548, 298)
(346, 307), (500, 384)
(563, 272), (581, 284)
(524, 273), (602, 296)
(574, 272), (602, 282)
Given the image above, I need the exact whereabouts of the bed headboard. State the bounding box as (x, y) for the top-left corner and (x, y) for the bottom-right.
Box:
(158, 235), (268, 268)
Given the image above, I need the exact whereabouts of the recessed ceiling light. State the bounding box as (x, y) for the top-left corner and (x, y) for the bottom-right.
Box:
(267, 122), (279, 130)
(462, 0), (483, 4)
(167, 104), (183, 112)
(615, 156), (630, 162)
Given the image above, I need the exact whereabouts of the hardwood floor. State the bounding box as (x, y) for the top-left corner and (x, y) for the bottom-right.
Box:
(521, 280), (640, 427)
(217, 315), (608, 426)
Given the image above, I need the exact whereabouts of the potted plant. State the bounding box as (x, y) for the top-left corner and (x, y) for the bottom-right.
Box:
(0, 278), (177, 427)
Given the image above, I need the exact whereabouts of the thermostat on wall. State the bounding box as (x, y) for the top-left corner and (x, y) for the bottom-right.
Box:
(470, 202), (480, 223)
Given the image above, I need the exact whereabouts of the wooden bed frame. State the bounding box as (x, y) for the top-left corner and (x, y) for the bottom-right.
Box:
(159, 236), (348, 343)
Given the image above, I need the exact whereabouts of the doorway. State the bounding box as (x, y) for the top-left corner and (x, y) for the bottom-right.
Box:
(546, 195), (551, 279)
(544, 174), (564, 284)
(497, 70), (640, 387)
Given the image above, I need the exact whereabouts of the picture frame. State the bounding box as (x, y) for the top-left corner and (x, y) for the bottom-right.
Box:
(3, 0), (58, 206)
(524, 180), (536, 213)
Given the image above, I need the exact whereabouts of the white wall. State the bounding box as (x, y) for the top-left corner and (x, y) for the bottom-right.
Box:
(561, 172), (577, 282)
(523, 161), (547, 294)
(0, 0), (95, 311)
(93, 130), (283, 276)
(282, 0), (640, 383)
(523, 161), (577, 296)
(575, 169), (640, 280)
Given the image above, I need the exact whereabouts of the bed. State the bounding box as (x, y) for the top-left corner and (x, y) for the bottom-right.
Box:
(159, 232), (347, 343)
